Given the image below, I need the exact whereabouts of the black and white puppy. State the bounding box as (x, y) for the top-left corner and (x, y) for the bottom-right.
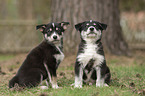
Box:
(9, 22), (69, 89)
(74, 20), (111, 88)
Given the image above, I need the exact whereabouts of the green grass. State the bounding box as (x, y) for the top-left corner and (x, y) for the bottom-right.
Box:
(0, 54), (145, 96)
(0, 54), (15, 61)
(1, 65), (145, 96)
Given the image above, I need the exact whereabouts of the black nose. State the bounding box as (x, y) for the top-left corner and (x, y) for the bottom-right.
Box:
(53, 35), (57, 40)
(90, 28), (94, 31)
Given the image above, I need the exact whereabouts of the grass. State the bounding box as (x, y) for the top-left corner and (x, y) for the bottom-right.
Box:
(0, 53), (145, 96)
(0, 54), (15, 62)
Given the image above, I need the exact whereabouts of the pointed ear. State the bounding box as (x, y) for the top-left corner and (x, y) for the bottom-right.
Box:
(36, 24), (46, 32)
(60, 22), (70, 30)
(98, 22), (107, 30)
(75, 22), (83, 31)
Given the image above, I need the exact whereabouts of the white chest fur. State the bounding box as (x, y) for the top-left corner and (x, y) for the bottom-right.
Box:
(77, 42), (104, 68)
(54, 46), (64, 63)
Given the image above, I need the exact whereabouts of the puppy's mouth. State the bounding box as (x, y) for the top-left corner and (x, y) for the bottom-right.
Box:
(52, 40), (60, 44)
(87, 33), (97, 38)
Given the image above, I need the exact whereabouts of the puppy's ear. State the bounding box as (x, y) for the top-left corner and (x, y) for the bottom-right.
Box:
(36, 24), (46, 32)
(60, 22), (70, 30)
(75, 22), (83, 31)
(98, 22), (107, 30)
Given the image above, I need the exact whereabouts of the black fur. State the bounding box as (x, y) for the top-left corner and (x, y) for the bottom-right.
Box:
(9, 22), (69, 88)
(74, 20), (111, 87)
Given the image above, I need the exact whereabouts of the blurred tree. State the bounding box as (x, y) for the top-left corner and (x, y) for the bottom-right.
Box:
(0, 0), (18, 19)
(18, 0), (33, 19)
(120, 0), (145, 12)
(33, 0), (51, 20)
(50, 0), (130, 56)
(0, 0), (7, 19)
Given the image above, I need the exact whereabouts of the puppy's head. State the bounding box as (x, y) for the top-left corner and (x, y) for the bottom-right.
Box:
(36, 22), (69, 44)
(75, 20), (107, 41)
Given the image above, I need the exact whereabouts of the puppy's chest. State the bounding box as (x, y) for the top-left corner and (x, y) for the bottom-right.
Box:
(53, 46), (64, 64)
(77, 43), (104, 67)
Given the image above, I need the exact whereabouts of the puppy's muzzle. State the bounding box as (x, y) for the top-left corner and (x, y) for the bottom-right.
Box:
(52, 35), (61, 44)
(90, 27), (94, 31)
(53, 35), (58, 40)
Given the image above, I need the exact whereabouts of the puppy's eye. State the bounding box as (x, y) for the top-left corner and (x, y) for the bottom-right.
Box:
(49, 28), (52, 31)
(93, 23), (96, 25)
(56, 28), (59, 30)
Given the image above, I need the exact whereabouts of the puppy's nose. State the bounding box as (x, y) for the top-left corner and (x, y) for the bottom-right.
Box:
(90, 28), (94, 31)
(53, 35), (57, 40)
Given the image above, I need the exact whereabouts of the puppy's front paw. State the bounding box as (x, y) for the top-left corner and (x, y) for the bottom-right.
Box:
(71, 83), (82, 88)
(96, 83), (108, 87)
(104, 83), (109, 87)
(74, 84), (82, 88)
(96, 83), (101, 87)
(52, 84), (60, 89)
(96, 82), (104, 87)
(40, 86), (48, 90)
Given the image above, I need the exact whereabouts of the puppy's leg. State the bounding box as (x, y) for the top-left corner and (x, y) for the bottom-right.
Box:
(51, 75), (59, 89)
(40, 71), (59, 89)
(105, 66), (111, 85)
(49, 69), (59, 89)
(95, 67), (105, 87)
(46, 78), (49, 87)
(39, 75), (49, 90)
(44, 63), (59, 89)
(74, 61), (83, 88)
(19, 69), (42, 88)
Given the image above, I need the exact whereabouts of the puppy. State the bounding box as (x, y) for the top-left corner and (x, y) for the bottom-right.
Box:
(74, 20), (111, 88)
(9, 22), (69, 89)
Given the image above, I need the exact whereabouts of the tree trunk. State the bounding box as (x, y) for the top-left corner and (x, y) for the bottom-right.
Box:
(50, 0), (130, 56)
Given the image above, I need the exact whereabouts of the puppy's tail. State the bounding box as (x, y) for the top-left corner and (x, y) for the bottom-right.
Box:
(9, 76), (19, 88)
